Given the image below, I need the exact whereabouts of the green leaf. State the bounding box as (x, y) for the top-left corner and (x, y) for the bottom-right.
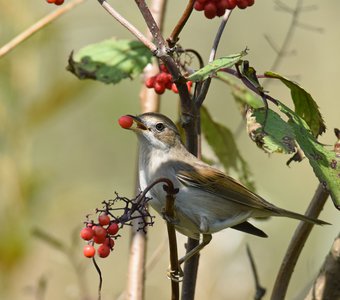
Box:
(200, 106), (255, 190)
(67, 38), (152, 84)
(278, 101), (340, 208)
(265, 72), (326, 137)
(246, 108), (296, 154)
(187, 50), (247, 82)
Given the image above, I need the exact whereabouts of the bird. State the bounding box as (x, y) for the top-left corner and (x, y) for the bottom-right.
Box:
(121, 112), (328, 265)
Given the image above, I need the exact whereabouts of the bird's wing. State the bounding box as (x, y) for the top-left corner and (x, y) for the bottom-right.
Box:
(177, 163), (278, 214)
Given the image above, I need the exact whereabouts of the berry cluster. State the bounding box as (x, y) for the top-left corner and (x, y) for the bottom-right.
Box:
(81, 193), (154, 259)
(145, 65), (192, 95)
(46, 0), (64, 5)
(81, 213), (120, 258)
(194, 0), (255, 19)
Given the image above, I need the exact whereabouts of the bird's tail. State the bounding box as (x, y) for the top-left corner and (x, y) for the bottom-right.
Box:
(277, 208), (330, 225)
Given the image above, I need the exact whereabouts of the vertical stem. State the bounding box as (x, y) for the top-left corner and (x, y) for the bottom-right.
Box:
(126, 1), (167, 299)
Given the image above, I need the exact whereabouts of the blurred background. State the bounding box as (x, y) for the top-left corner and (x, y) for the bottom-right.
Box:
(0, 0), (339, 299)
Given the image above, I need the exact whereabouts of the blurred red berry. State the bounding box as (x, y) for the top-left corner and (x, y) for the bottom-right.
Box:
(154, 82), (166, 94)
(104, 238), (115, 248)
(98, 213), (110, 226)
(98, 244), (110, 258)
(204, 3), (217, 19)
(80, 227), (94, 241)
(83, 245), (96, 258)
(107, 222), (119, 235)
(145, 76), (156, 88)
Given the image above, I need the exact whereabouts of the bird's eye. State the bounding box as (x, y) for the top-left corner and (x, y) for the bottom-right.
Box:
(155, 123), (165, 132)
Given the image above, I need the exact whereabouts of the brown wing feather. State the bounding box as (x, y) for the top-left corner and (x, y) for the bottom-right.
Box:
(177, 165), (278, 214)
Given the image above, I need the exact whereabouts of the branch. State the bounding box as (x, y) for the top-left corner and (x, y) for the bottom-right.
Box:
(270, 183), (329, 300)
(163, 182), (180, 300)
(304, 233), (340, 300)
(0, 0), (84, 58)
(98, 0), (157, 52)
(167, 0), (195, 47)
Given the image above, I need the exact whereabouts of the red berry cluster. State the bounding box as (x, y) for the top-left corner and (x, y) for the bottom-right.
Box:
(145, 65), (192, 95)
(194, 0), (255, 19)
(81, 213), (120, 259)
(46, 0), (64, 5)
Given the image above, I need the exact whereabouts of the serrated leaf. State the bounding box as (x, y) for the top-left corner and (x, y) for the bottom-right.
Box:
(265, 72), (326, 137)
(278, 101), (340, 208)
(187, 50), (247, 82)
(200, 106), (255, 190)
(246, 108), (296, 154)
(67, 38), (152, 84)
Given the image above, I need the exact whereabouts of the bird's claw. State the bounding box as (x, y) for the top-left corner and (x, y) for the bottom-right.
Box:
(167, 266), (184, 282)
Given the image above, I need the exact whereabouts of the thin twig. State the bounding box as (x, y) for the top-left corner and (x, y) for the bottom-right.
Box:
(167, 0), (195, 47)
(0, 0), (85, 58)
(92, 257), (102, 300)
(270, 183), (329, 300)
(196, 10), (232, 108)
(263, 0), (304, 85)
(246, 244), (266, 300)
(98, 0), (157, 52)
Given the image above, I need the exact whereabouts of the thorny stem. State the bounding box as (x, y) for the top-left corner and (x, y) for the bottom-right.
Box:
(167, 0), (195, 47)
(97, 0), (157, 52)
(0, 0), (85, 58)
(270, 183), (329, 300)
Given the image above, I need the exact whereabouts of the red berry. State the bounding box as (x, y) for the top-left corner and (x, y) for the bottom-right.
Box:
(97, 244), (110, 258)
(225, 0), (237, 9)
(155, 72), (169, 84)
(107, 222), (119, 235)
(154, 82), (166, 94)
(204, 3), (217, 19)
(236, 0), (248, 9)
(80, 227), (94, 241)
(247, 0), (255, 6)
(159, 64), (168, 73)
(194, 1), (205, 11)
(145, 76), (155, 88)
(46, 0), (55, 3)
(93, 226), (107, 244)
(54, 0), (64, 5)
(118, 115), (133, 129)
(83, 245), (96, 258)
(171, 83), (179, 94)
(98, 213), (110, 226)
(104, 237), (115, 248)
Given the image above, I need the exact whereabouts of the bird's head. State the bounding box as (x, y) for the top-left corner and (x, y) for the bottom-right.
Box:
(119, 113), (182, 150)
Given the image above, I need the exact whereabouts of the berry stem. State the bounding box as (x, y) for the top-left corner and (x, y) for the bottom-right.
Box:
(167, 0), (195, 47)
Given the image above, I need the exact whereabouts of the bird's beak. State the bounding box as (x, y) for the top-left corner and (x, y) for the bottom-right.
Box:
(127, 115), (148, 131)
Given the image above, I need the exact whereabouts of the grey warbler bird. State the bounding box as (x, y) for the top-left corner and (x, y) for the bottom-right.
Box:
(121, 112), (328, 264)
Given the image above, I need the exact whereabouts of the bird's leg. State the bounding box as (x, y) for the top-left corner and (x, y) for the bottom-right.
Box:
(178, 234), (212, 265)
